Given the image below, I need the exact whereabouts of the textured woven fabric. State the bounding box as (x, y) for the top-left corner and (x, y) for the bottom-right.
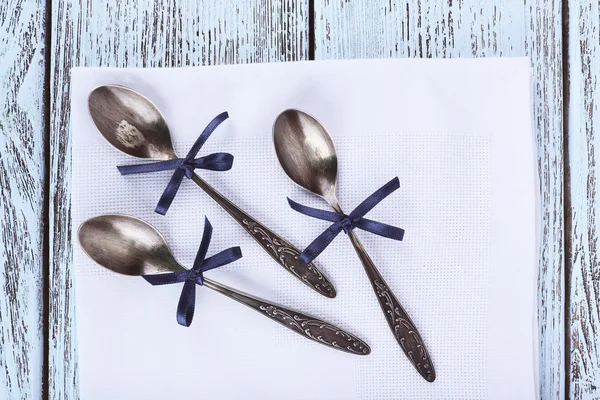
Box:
(71, 58), (537, 400)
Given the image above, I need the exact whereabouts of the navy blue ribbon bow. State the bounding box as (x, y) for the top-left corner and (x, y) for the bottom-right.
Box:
(288, 177), (405, 263)
(143, 217), (242, 327)
(118, 112), (233, 215)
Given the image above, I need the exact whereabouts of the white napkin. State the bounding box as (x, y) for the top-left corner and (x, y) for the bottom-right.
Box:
(71, 58), (539, 400)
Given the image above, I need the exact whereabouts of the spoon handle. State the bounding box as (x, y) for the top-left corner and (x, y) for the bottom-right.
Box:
(202, 278), (369, 355)
(190, 174), (336, 298)
(347, 231), (436, 382)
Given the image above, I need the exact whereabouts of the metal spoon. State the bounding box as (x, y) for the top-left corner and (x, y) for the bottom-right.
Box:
(88, 85), (335, 298)
(273, 110), (435, 381)
(78, 214), (370, 355)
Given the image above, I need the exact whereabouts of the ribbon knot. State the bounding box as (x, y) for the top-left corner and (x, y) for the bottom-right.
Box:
(117, 112), (233, 215)
(180, 160), (196, 179)
(185, 267), (202, 283)
(142, 217), (242, 327)
(339, 217), (355, 234)
(288, 177), (405, 263)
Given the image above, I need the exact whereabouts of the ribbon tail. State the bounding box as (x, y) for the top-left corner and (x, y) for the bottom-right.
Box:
(176, 280), (197, 327)
(117, 159), (182, 175)
(287, 198), (344, 222)
(350, 177), (400, 218)
(155, 168), (187, 215)
(142, 271), (188, 285)
(299, 225), (343, 264)
(202, 246), (243, 272)
(355, 218), (405, 241)
(184, 112), (229, 159)
(193, 153), (234, 171)
(191, 217), (213, 268)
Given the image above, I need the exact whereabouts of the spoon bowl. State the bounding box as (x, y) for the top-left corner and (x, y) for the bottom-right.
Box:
(78, 214), (182, 276)
(273, 110), (339, 204)
(88, 85), (176, 160)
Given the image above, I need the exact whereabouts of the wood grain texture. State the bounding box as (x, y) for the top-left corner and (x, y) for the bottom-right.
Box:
(566, 1), (600, 399)
(0, 1), (47, 399)
(315, 1), (564, 399)
(49, 0), (307, 398)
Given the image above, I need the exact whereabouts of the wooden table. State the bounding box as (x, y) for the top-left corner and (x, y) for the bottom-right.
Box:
(1, 0), (593, 398)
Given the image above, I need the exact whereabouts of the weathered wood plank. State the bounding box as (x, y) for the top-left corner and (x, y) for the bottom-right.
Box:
(0, 0), (47, 399)
(315, 1), (564, 399)
(49, 0), (308, 398)
(566, 1), (600, 399)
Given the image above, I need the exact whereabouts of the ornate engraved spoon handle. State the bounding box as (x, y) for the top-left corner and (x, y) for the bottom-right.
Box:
(203, 278), (370, 355)
(190, 174), (336, 298)
(347, 231), (436, 381)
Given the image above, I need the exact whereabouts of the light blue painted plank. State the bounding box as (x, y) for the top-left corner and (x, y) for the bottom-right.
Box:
(0, 0), (47, 399)
(566, 1), (600, 399)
